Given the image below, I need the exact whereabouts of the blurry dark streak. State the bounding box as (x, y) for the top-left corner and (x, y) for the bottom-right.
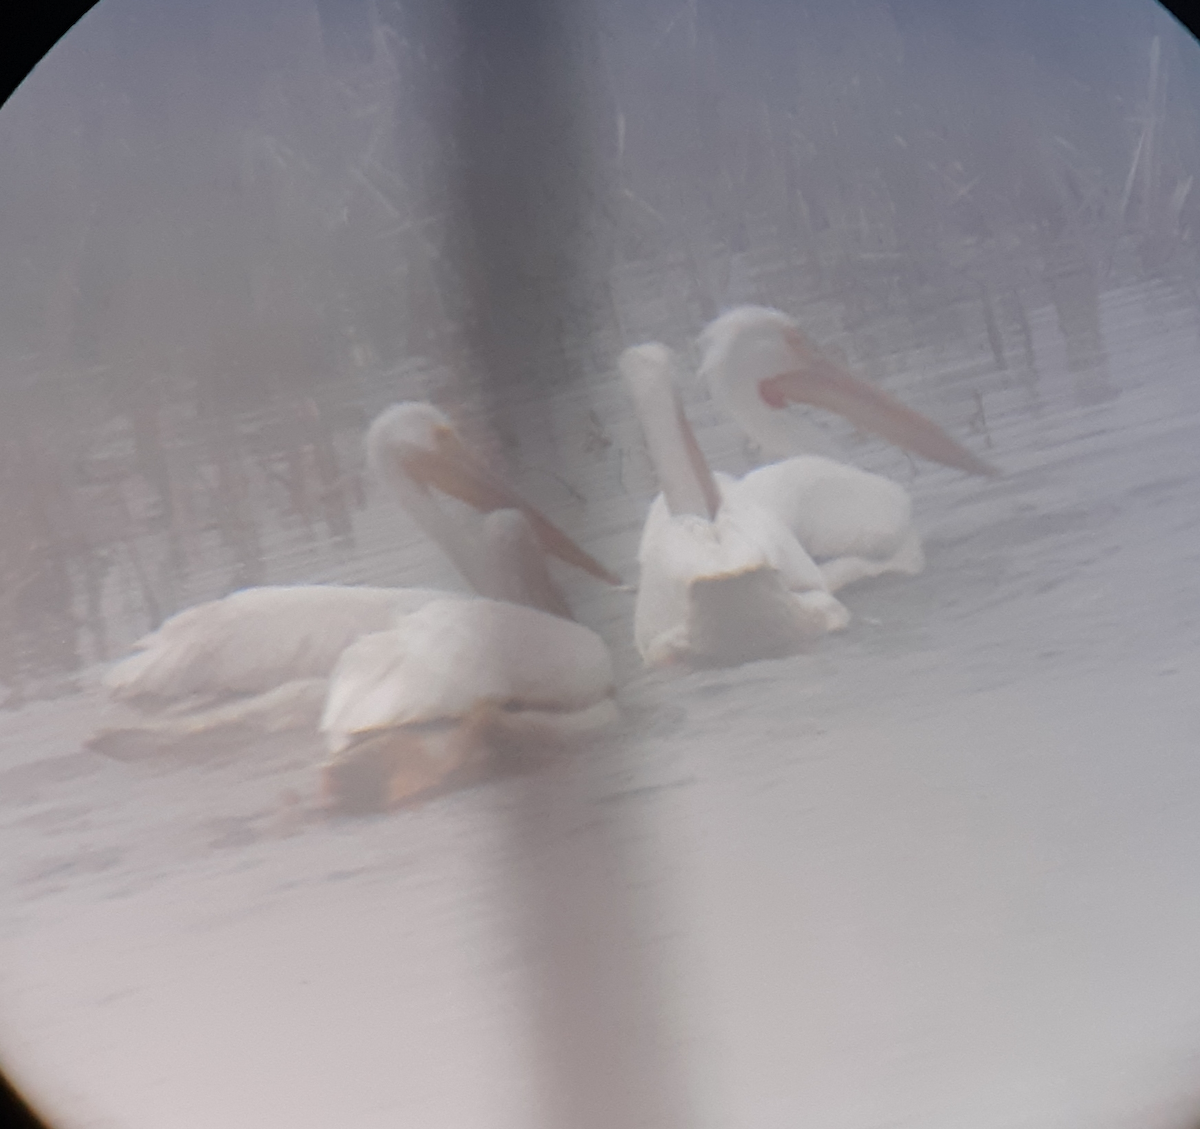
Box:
(445, 1), (694, 1125)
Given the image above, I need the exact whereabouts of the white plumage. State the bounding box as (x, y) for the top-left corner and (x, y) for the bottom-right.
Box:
(90, 402), (618, 761)
(318, 598), (617, 811)
(322, 598), (615, 751)
(101, 585), (446, 705)
(730, 458), (923, 592)
(698, 305), (994, 592)
(621, 342), (849, 668)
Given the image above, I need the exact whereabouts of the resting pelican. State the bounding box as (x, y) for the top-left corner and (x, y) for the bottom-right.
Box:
(89, 402), (618, 759)
(317, 591), (618, 812)
(698, 306), (997, 592)
(621, 342), (850, 668)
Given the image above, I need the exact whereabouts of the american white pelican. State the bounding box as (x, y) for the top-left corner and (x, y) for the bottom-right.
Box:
(89, 402), (618, 759)
(317, 593), (618, 812)
(698, 306), (997, 592)
(620, 342), (851, 668)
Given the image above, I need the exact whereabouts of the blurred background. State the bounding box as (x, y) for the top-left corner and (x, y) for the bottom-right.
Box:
(0, 0), (1198, 697)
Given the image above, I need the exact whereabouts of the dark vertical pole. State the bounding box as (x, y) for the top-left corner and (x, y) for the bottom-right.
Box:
(445, 1), (696, 1125)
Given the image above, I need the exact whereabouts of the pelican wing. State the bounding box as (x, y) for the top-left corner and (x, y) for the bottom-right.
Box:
(731, 456), (915, 562)
(320, 598), (615, 753)
(104, 585), (449, 704)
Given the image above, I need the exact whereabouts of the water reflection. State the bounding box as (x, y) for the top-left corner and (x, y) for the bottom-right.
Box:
(0, 376), (391, 695)
(1044, 231), (1119, 405)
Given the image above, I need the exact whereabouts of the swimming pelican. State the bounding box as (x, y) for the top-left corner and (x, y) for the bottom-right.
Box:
(698, 306), (997, 592)
(89, 402), (619, 759)
(317, 590), (618, 812)
(621, 342), (851, 668)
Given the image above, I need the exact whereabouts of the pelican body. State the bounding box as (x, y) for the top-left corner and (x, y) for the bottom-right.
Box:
(731, 458), (923, 592)
(318, 597), (617, 812)
(90, 402), (619, 761)
(621, 343), (849, 668)
(698, 306), (995, 592)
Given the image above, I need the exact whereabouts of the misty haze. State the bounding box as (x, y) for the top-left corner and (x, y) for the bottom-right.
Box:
(1, 1), (1200, 1127)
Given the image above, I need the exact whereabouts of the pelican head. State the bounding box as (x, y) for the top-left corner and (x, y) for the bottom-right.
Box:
(366, 402), (620, 598)
(698, 306), (998, 476)
(699, 306), (802, 395)
(365, 402), (493, 506)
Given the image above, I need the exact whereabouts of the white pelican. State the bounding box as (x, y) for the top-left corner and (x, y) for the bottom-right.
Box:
(317, 592), (618, 812)
(620, 342), (851, 668)
(89, 402), (619, 759)
(698, 306), (997, 592)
